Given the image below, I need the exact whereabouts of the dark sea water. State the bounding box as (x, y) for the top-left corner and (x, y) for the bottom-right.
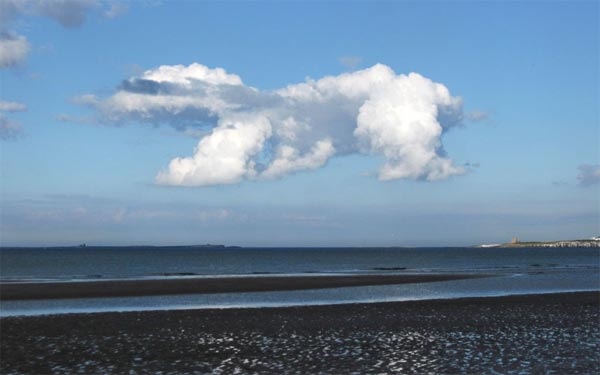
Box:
(1, 247), (598, 316)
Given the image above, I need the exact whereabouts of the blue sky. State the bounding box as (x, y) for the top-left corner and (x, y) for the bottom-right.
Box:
(0, 0), (598, 246)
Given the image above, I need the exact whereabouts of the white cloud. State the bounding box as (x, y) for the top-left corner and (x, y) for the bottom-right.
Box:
(0, 100), (27, 112)
(262, 139), (335, 179)
(81, 63), (246, 125)
(0, 32), (30, 68)
(78, 63), (468, 186)
(156, 114), (272, 186)
(142, 62), (243, 86)
(353, 71), (464, 180)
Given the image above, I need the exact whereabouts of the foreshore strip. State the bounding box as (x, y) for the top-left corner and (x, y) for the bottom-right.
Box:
(0, 273), (490, 300)
(1, 292), (598, 374)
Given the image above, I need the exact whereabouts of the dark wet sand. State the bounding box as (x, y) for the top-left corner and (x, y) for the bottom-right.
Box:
(1, 292), (598, 374)
(0, 273), (488, 300)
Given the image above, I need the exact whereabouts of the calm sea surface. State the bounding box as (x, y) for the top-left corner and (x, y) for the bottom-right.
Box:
(1, 247), (598, 316)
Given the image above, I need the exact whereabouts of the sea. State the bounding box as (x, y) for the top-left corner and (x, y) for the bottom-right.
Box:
(1, 246), (598, 316)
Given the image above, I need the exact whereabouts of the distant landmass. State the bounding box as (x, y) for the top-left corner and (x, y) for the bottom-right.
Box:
(34, 244), (241, 250)
(478, 237), (600, 248)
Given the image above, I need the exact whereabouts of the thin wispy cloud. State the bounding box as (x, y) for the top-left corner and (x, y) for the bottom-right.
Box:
(104, 2), (128, 19)
(465, 110), (488, 122)
(1, 195), (236, 227)
(0, 0), (126, 141)
(0, 99), (27, 140)
(76, 63), (469, 186)
(0, 31), (29, 68)
(339, 56), (362, 70)
(0, 115), (23, 140)
(0, 0), (127, 69)
(0, 100), (27, 112)
(577, 164), (600, 187)
(33, 0), (99, 28)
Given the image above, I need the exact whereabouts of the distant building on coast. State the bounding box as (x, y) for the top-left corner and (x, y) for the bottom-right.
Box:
(510, 237), (519, 244)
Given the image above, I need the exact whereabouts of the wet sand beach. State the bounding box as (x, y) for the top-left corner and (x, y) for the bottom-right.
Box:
(1, 291), (598, 374)
(0, 273), (488, 300)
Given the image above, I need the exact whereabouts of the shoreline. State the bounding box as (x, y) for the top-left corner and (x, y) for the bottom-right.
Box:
(0, 288), (600, 321)
(2, 291), (598, 374)
(0, 273), (490, 300)
(2, 290), (593, 317)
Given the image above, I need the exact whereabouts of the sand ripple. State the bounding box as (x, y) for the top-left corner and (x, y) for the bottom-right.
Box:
(1, 292), (598, 374)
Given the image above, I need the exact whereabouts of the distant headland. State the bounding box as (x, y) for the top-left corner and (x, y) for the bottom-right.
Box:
(23, 244), (242, 250)
(478, 236), (600, 248)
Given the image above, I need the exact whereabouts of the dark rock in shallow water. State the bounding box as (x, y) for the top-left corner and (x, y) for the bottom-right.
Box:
(0, 273), (485, 300)
(159, 272), (197, 276)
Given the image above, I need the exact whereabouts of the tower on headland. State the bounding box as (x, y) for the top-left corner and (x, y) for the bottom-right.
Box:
(510, 237), (519, 244)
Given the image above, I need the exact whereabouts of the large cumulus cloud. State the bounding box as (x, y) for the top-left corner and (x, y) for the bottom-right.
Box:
(79, 63), (467, 186)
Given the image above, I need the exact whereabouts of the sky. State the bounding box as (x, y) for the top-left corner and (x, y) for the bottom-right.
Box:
(0, 0), (598, 247)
